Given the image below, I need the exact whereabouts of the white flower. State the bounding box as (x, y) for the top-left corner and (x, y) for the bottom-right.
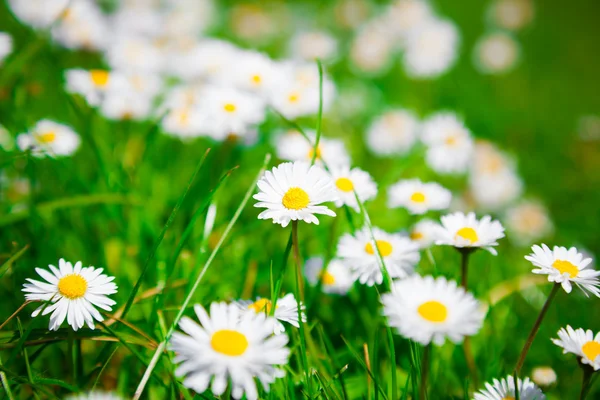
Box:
(488, 0), (535, 31)
(382, 275), (485, 345)
(403, 18), (460, 78)
(469, 170), (523, 211)
(65, 69), (128, 107)
(65, 392), (123, 400)
(105, 35), (164, 74)
(305, 257), (355, 295)
(505, 201), (553, 246)
(366, 109), (420, 156)
(474, 375), (545, 400)
(552, 326), (600, 371)
(274, 130), (351, 168)
(8, 0), (70, 29)
(215, 50), (280, 96)
(421, 112), (474, 174)
(531, 366), (557, 387)
(409, 219), (441, 249)
(51, 0), (110, 51)
(289, 31), (338, 62)
(337, 227), (420, 286)
(170, 302), (290, 400)
(350, 22), (394, 75)
(525, 244), (600, 296)
(474, 32), (520, 74)
(167, 39), (240, 82)
(99, 90), (154, 121)
(198, 86), (265, 141)
(22, 258), (117, 331)
(329, 165), (377, 211)
(17, 120), (80, 158)
(236, 294), (306, 335)
(162, 0), (215, 39)
(253, 161), (337, 227)
(436, 212), (505, 255)
(161, 106), (207, 140)
(388, 179), (451, 215)
(0, 32), (13, 64)
(382, 0), (434, 41)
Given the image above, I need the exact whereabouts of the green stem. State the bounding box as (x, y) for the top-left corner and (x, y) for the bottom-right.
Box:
(291, 221), (305, 301)
(420, 344), (431, 400)
(460, 249), (471, 288)
(580, 365), (595, 400)
(459, 249), (478, 387)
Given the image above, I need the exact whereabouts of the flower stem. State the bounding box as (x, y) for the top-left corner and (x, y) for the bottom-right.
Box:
(458, 249), (478, 388)
(514, 283), (560, 375)
(291, 220), (305, 301)
(420, 344), (431, 400)
(579, 364), (595, 400)
(459, 249), (471, 288)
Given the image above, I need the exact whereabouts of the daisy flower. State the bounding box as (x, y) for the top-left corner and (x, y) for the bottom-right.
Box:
(505, 201), (553, 246)
(167, 39), (239, 82)
(236, 293), (306, 335)
(383, 0), (434, 41)
(469, 170), (523, 211)
(435, 212), (505, 255)
(409, 219), (441, 249)
(22, 258), (117, 331)
(100, 90), (154, 121)
(531, 366), (557, 387)
(381, 275), (485, 345)
(170, 302), (290, 400)
(161, 106), (207, 140)
(488, 0), (535, 31)
(473, 32), (520, 75)
(253, 161), (337, 227)
(215, 50), (280, 96)
(0, 32), (13, 64)
(349, 22), (394, 75)
(289, 31), (338, 62)
(17, 120), (80, 158)
(105, 35), (164, 74)
(51, 0), (110, 51)
(474, 375), (546, 400)
(274, 130), (351, 168)
(421, 112), (474, 174)
(305, 257), (355, 295)
(7, 0), (70, 29)
(552, 326), (600, 370)
(329, 164), (377, 211)
(366, 109), (420, 157)
(337, 226), (420, 286)
(525, 244), (600, 296)
(65, 392), (123, 400)
(65, 69), (127, 107)
(387, 179), (452, 215)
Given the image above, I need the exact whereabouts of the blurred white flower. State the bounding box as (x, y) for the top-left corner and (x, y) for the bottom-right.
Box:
(166, 39), (239, 82)
(404, 18), (459, 78)
(388, 179), (452, 215)
(409, 219), (440, 249)
(421, 112), (474, 174)
(229, 3), (280, 43)
(237, 294), (306, 335)
(350, 21), (394, 75)
(334, 0), (370, 29)
(289, 31), (338, 62)
(65, 69), (128, 107)
(161, 106), (207, 140)
(275, 130), (351, 168)
(531, 366), (557, 387)
(329, 164), (378, 211)
(100, 90), (154, 121)
(65, 392), (123, 400)
(105, 35), (164, 74)
(366, 109), (420, 156)
(578, 115), (600, 142)
(8, 0), (70, 29)
(489, 0), (535, 31)
(382, 0), (434, 42)
(474, 32), (520, 74)
(51, 0), (111, 51)
(305, 257), (355, 295)
(17, 120), (80, 158)
(0, 32), (13, 64)
(215, 50), (281, 96)
(162, 0), (215, 38)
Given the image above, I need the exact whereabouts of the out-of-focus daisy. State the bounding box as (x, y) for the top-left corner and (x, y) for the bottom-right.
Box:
(382, 0), (433, 42)
(409, 219), (440, 249)
(51, 0), (110, 51)
(329, 165), (377, 211)
(350, 22), (394, 75)
(388, 179), (451, 215)
(65, 392), (123, 400)
(170, 302), (290, 400)
(305, 257), (355, 295)
(22, 258), (117, 331)
(366, 109), (420, 156)
(403, 18), (460, 78)
(162, 0), (215, 39)
(382, 275), (485, 345)
(525, 244), (600, 296)
(161, 106), (207, 140)
(474, 376), (545, 400)
(578, 115), (600, 142)
(274, 130), (351, 168)
(167, 39), (239, 82)
(229, 3), (280, 43)
(289, 31), (338, 62)
(215, 51), (279, 96)
(8, 0), (70, 29)
(470, 170), (523, 211)
(436, 212), (505, 255)
(237, 293), (306, 335)
(17, 120), (80, 158)
(253, 161), (337, 227)
(474, 32), (520, 74)
(421, 112), (474, 174)
(105, 35), (164, 74)
(505, 201), (553, 246)
(65, 69), (127, 107)
(0, 32), (13, 64)
(337, 226), (420, 286)
(198, 86), (265, 141)
(488, 0), (535, 31)
(531, 366), (557, 387)
(334, 0), (370, 29)
(100, 91), (154, 121)
(552, 326), (600, 371)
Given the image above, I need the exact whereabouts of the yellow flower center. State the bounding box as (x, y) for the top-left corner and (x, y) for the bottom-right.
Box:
(365, 240), (393, 257)
(455, 227), (478, 244)
(251, 74), (262, 84)
(248, 298), (273, 314)
(36, 131), (56, 144)
(288, 93), (300, 103)
(57, 274), (88, 299)
(90, 70), (110, 87)
(282, 187), (310, 210)
(410, 192), (426, 203)
(335, 177), (354, 192)
(307, 146), (322, 160)
(445, 135), (457, 146)
(552, 260), (578, 278)
(178, 110), (189, 125)
(582, 341), (600, 361)
(410, 231), (424, 240)
(320, 271), (336, 285)
(502, 397), (515, 400)
(210, 329), (249, 356)
(223, 103), (237, 113)
(417, 300), (448, 323)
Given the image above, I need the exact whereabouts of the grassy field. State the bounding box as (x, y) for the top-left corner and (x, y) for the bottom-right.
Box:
(1, 0), (599, 399)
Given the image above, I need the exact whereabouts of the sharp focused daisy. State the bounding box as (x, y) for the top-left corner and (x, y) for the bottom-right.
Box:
(236, 293), (306, 335)
(17, 120), (81, 158)
(254, 161), (337, 227)
(409, 219), (441, 249)
(170, 302), (290, 400)
(382, 275), (485, 345)
(436, 212), (505, 255)
(421, 112), (474, 175)
(329, 164), (377, 211)
(22, 258), (118, 331)
(305, 257), (356, 295)
(387, 179), (452, 215)
(366, 109), (420, 157)
(474, 376), (546, 400)
(552, 326), (600, 370)
(274, 130), (351, 168)
(525, 244), (600, 296)
(337, 226), (420, 286)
